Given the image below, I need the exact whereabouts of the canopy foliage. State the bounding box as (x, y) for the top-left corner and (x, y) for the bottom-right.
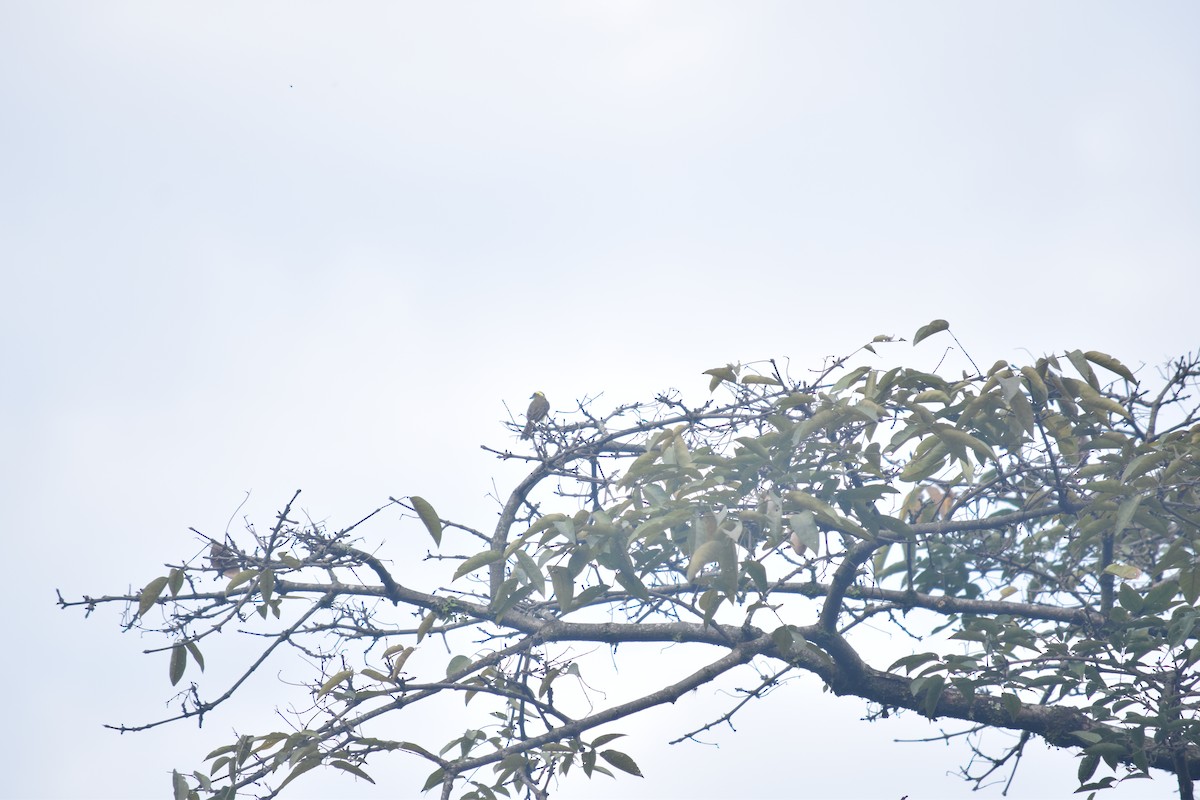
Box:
(63, 322), (1200, 800)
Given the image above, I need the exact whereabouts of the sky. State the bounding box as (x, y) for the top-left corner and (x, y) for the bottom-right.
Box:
(3, 2), (1198, 798)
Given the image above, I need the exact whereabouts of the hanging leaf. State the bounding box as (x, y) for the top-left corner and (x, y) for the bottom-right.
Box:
(1113, 494), (1143, 537)
(169, 642), (188, 686)
(388, 647), (416, 681)
(168, 569), (184, 597)
(276, 755), (323, 792)
(787, 512), (819, 555)
(184, 640), (205, 672)
(1085, 351), (1136, 383)
(411, 496), (443, 548)
(1020, 366), (1049, 405)
(138, 576), (170, 619)
(1066, 349), (1100, 388)
(548, 566), (575, 612)
(416, 611), (437, 643)
(172, 770), (189, 800)
(687, 539), (726, 582)
(259, 569), (275, 603)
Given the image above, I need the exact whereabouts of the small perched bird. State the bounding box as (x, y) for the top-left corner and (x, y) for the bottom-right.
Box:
(521, 391), (550, 439)
(208, 541), (242, 578)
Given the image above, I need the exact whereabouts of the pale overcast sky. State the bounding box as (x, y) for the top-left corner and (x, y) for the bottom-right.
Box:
(4, 3), (1198, 799)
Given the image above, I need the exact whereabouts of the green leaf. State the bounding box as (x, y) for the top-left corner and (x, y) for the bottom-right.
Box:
(933, 425), (996, 463)
(1113, 494), (1142, 537)
(912, 319), (949, 346)
(574, 583), (610, 607)
(699, 588), (724, 627)
(225, 569), (257, 592)
(1116, 582), (1142, 614)
(787, 512), (819, 555)
(919, 674), (945, 717)
(411, 496), (443, 547)
(1084, 742), (1128, 760)
(317, 669), (354, 698)
(204, 743), (238, 761)
(191, 771), (212, 793)
(899, 441), (949, 482)
(1181, 566), (1200, 606)
(446, 654), (472, 679)
(1085, 351), (1136, 383)
(741, 374), (782, 386)
(548, 566), (575, 612)
(513, 548), (546, 596)
(169, 642), (187, 686)
(416, 611), (437, 642)
(172, 770), (189, 800)
(138, 576), (169, 618)
(183, 640), (205, 672)
(1007, 390), (1036, 437)
(1078, 753), (1100, 783)
(1104, 563), (1142, 580)
(590, 733), (626, 748)
(388, 646), (416, 680)
(259, 569), (275, 603)
(742, 559), (768, 593)
(702, 366), (738, 392)
(168, 569), (184, 597)
(614, 570), (650, 602)
(421, 767), (445, 793)
(888, 652), (940, 673)
(1020, 366), (1049, 405)
(1076, 390), (1133, 422)
(491, 582), (535, 621)
(599, 749), (644, 777)
(832, 366), (871, 393)
(1121, 452), (1168, 483)
(687, 539), (726, 582)
(377, 644), (406, 662)
(330, 760), (375, 784)
(1067, 349), (1100, 388)
(453, 549), (503, 581)
(276, 754), (322, 792)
